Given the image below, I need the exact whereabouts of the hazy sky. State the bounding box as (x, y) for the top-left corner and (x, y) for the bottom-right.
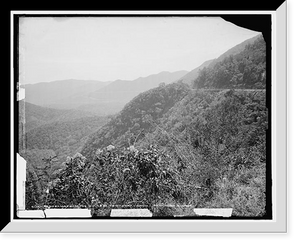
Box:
(19, 16), (259, 85)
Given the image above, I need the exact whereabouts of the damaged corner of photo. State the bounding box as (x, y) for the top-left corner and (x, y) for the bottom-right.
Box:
(16, 153), (29, 217)
(16, 153), (92, 219)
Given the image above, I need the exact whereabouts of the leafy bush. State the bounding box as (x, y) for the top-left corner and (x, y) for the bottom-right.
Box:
(28, 145), (188, 212)
(89, 145), (184, 209)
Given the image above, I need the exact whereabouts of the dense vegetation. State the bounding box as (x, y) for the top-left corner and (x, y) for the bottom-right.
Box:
(137, 89), (267, 216)
(81, 82), (190, 161)
(26, 116), (107, 154)
(194, 35), (266, 89)
(24, 34), (268, 217)
(26, 88), (268, 217)
(19, 101), (97, 132)
(20, 103), (108, 194)
(22, 115), (108, 176)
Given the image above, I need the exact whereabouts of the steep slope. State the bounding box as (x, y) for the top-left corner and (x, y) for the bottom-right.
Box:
(208, 34), (262, 68)
(180, 34), (262, 86)
(136, 89), (268, 216)
(80, 82), (190, 160)
(194, 34), (266, 89)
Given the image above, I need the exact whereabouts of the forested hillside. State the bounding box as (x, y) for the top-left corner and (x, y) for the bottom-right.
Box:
(24, 115), (108, 170)
(193, 35), (266, 89)
(179, 34), (261, 86)
(81, 82), (190, 160)
(19, 101), (68, 131)
(135, 89), (267, 216)
(19, 101), (108, 190)
(33, 88), (267, 217)
(19, 101), (96, 132)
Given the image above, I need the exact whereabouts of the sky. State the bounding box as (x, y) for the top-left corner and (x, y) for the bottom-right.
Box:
(19, 16), (260, 85)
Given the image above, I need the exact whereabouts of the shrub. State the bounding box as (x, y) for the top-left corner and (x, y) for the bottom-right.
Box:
(90, 145), (184, 208)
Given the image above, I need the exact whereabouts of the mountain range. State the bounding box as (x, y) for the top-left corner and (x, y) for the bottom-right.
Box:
(24, 71), (188, 115)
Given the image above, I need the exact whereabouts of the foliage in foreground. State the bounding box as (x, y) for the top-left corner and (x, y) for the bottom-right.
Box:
(89, 146), (183, 208)
(26, 146), (186, 211)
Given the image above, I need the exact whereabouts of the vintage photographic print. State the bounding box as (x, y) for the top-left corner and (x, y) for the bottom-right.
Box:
(5, 6), (287, 233)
